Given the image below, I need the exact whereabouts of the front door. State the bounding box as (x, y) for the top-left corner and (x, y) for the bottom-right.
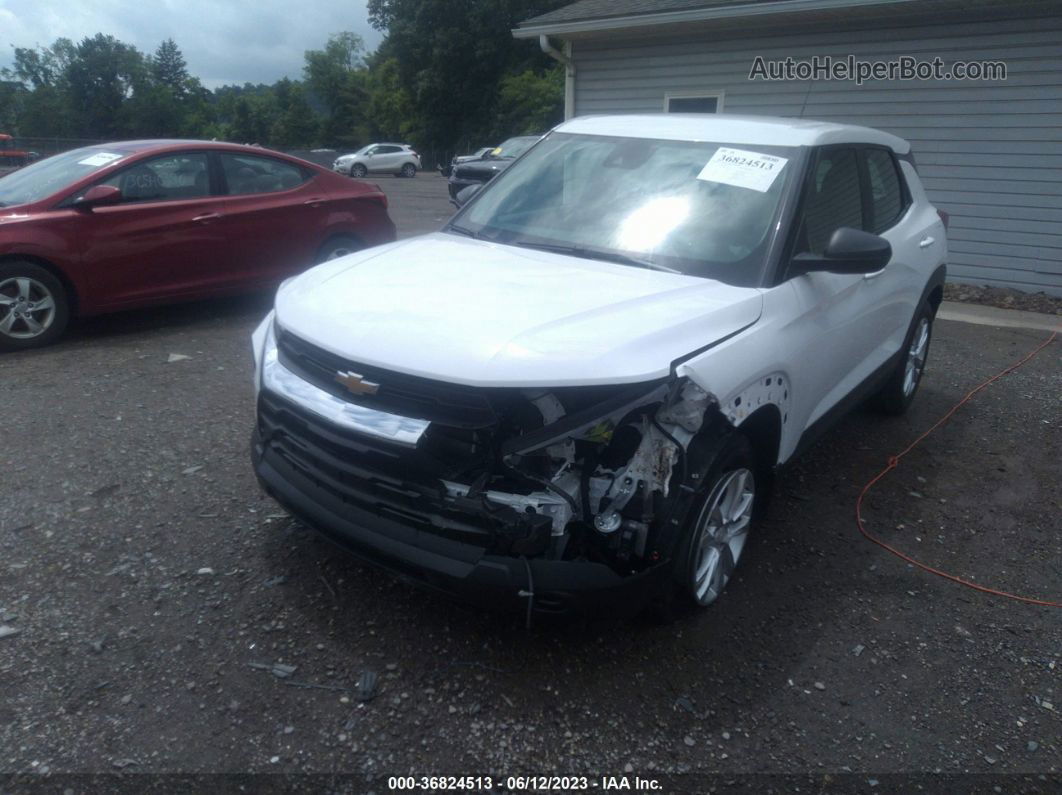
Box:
(774, 146), (886, 427)
(72, 151), (231, 308)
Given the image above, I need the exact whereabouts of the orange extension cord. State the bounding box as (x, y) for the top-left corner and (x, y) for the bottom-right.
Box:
(855, 324), (1061, 608)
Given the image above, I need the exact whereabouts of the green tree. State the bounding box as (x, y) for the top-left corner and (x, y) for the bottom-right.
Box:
(365, 0), (568, 152)
(364, 54), (417, 143)
(3, 39), (76, 136)
(152, 38), (189, 96)
(492, 65), (564, 140)
(269, 79), (319, 147)
(64, 34), (145, 137)
(303, 32), (368, 147)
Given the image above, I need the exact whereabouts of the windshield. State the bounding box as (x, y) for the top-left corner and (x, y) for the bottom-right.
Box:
(0, 147), (129, 207)
(489, 136), (539, 160)
(456, 133), (796, 285)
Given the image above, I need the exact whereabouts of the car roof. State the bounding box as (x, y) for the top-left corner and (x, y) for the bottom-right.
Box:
(70, 140), (307, 157)
(554, 114), (910, 154)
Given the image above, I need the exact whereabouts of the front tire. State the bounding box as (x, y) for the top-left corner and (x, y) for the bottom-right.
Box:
(650, 432), (758, 620)
(351, 163), (368, 179)
(0, 262), (70, 351)
(873, 301), (935, 415)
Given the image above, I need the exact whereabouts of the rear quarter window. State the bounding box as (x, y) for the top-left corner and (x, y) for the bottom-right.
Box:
(220, 153), (310, 195)
(864, 149), (905, 233)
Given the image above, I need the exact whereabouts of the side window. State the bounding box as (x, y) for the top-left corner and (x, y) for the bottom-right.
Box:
(864, 148), (904, 233)
(799, 147), (863, 255)
(220, 153), (309, 195)
(97, 153), (210, 203)
(376, 145), (400, 154)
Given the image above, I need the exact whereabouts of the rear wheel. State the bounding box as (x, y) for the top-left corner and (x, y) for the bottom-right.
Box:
(873, 301), (934, 415)
(0, 262), (70, 351)
(351, 163), (367, 178)
(400, 163), (417, 178)
(316, 236), (362, 264)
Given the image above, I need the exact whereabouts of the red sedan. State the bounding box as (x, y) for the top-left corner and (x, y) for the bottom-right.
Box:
(0, 140), (396, 350)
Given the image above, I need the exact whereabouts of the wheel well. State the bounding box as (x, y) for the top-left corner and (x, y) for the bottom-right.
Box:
(316, 232), (366, 263)
(0, 254), (80, 317)
(927, 284), (944, 311)
(322, 231), (365, 249)
(737, 404), (782, 472)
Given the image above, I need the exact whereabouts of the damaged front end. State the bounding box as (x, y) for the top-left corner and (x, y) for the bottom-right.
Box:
(254, 326), (723, 608)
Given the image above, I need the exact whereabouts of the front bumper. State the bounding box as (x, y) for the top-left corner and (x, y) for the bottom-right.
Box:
(250, 425), (668, 616)
(447, 175), (483, 199)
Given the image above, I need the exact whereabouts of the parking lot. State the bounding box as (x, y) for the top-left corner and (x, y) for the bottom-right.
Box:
(1, 172), (1059, 790)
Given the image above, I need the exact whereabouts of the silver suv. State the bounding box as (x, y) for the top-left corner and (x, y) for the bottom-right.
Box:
(254, 114), (948, 619)
(333, 143), (421, 178)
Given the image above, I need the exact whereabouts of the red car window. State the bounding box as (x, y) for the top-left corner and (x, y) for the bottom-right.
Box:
(219, 153), (310, 196)
(96, 153), (211, 204)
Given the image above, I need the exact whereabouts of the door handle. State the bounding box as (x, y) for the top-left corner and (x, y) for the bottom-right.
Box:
(303, 198), (324, 208)
(192, 212), (222, 224)
(919, 236), (935, 249)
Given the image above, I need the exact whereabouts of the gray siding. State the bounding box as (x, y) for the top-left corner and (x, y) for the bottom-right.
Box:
(571, 14), (1062, 295)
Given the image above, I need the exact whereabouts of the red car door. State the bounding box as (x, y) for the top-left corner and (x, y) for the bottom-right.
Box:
(216, 152), (326, 285)
(72, 151), (232, 308)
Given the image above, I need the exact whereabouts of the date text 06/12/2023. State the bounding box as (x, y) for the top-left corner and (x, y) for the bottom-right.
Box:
(386, 774), (664, 791)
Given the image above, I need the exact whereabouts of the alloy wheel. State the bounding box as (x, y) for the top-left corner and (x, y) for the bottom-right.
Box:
(688, 468), (755, 606)
(903, 317), (930, 397)
(0, 276), (57, 340)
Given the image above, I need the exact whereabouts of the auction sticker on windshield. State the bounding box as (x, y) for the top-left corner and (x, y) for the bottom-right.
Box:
(77, 152), (124, 167)
(697, 147), (788, 192)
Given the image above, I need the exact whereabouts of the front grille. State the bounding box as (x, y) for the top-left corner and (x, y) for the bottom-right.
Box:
(258, 390), (498, 546)
(277, 330), (498, 428)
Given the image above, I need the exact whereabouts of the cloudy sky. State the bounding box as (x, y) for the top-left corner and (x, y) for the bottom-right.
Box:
(0, 0), (384, 88)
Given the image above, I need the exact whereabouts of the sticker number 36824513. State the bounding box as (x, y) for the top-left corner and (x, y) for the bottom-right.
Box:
(697, 147), (788, 193)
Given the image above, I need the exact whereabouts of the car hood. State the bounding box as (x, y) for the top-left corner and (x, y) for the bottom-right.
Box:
(275, 233), (763, 387)
(452, 160), (511, 180)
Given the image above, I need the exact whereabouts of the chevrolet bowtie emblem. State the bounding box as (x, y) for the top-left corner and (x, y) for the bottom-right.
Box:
(335, 371), (380, 396)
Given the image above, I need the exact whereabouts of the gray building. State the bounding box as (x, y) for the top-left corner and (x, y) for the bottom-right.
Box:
(514, 0), (1062, 295)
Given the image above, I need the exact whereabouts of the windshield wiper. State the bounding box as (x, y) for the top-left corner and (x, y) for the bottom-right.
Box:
(446, 224), (478, 239)
(509, 240), (681, 274)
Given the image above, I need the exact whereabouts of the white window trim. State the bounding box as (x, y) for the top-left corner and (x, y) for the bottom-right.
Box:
(664, 91), (726, 113)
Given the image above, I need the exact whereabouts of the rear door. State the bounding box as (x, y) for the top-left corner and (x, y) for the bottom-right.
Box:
(217, 151), (324, 284)
(373, 145), (402, 172)
(72, 151), (231, 307)
(860, 146), (942, 354)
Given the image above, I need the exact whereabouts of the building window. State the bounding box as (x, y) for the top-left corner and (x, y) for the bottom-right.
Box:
(665, 92), (724, 113)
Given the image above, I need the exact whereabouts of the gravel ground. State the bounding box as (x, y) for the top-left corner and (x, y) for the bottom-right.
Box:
(944, 284), (1061, 317)
(1, 175), (1060, 793)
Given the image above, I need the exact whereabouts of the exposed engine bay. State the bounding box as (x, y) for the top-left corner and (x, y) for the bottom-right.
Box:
(424, 378), (719, 574)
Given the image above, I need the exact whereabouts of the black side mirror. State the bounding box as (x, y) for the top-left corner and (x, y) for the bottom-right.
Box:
(451, 182), (483, 209)
(791, 227), (891, 275)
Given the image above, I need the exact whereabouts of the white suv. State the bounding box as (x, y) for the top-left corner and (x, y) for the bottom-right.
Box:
(252, 114), (947, 618)
(333, 143), (421, 178)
